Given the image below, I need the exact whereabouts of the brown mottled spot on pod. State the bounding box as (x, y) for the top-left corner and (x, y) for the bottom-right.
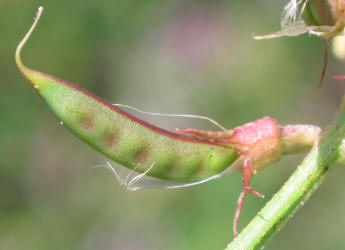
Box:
(105, 131), (119, 148)
(193, 164), (203, 176)
(166, 164), (174, 172)
(324, 165), (330, 172)
(134, 146), (151, 164)
(79, 115), (94, 130)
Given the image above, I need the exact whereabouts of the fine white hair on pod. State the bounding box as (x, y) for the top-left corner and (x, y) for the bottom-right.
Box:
(92, 162), (155, 191)
(113, 103), (227, 131)
(92, 157), (241, 191)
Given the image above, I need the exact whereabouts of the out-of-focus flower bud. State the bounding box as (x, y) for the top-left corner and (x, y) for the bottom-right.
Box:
(254, 0), (345, 85)
(332, 35), (345, 60)
(255, 0), (345, 40)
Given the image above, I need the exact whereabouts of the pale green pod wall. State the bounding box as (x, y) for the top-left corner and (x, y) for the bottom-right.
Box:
(16, 8), (239, 182)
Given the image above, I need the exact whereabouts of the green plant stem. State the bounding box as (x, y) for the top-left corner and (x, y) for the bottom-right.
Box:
(226, 97), (345, 250)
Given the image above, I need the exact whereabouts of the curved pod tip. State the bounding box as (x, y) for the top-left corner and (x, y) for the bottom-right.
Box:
(15, 6), (44, 85)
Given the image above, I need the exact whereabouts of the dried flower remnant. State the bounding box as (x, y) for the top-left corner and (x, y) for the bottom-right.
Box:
(255, 0), (345, 85)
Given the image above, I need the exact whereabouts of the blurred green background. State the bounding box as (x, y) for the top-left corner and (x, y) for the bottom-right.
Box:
(2, 0), (345, 249)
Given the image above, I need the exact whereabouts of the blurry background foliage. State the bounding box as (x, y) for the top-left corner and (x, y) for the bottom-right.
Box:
(1, 0), (345, 249)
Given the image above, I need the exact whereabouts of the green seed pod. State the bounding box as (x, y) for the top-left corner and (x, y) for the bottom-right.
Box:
(16, 7), (238, 183)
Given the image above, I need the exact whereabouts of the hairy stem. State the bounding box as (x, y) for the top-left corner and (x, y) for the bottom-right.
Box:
(226, 96), (345, 250)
